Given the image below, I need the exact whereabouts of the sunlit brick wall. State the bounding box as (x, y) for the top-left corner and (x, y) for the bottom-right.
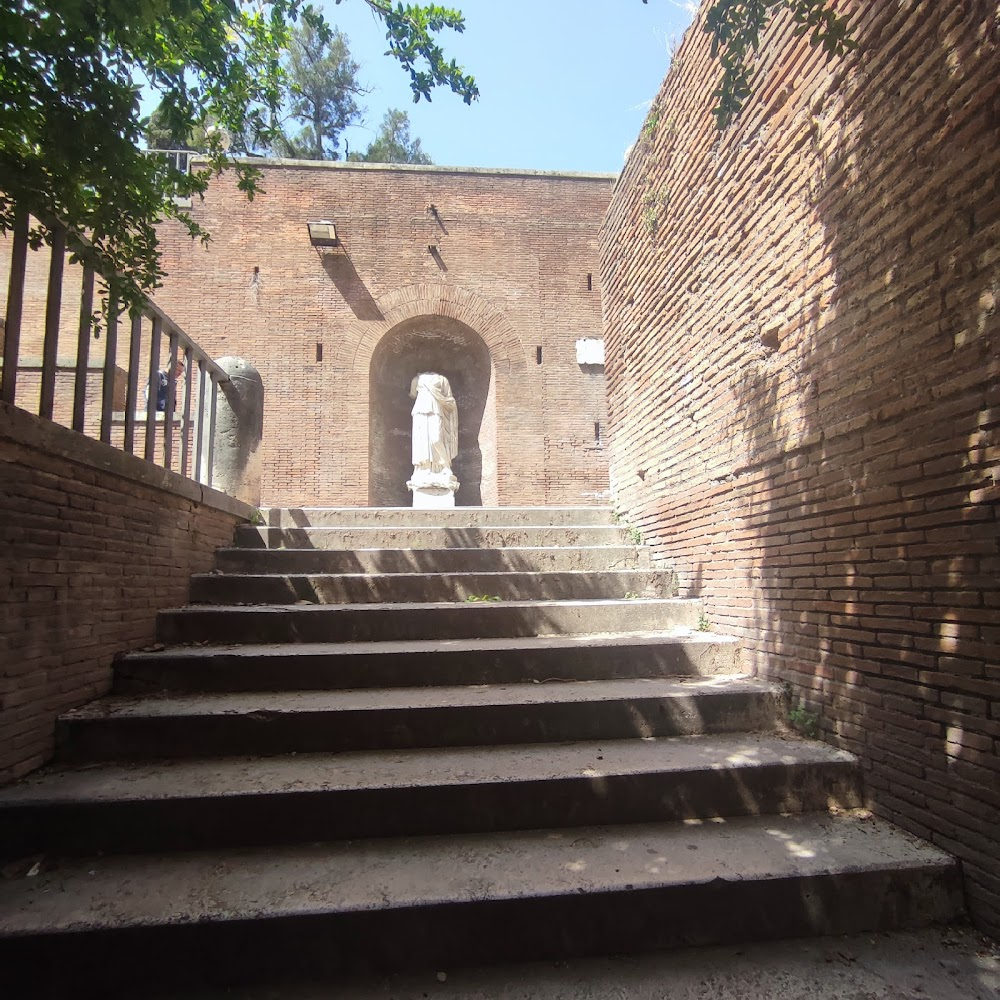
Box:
(152, 162), (614, 506)
(602, 0), (999, 933)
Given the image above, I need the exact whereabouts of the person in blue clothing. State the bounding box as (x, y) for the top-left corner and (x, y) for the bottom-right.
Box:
(147, 357), (185, 413)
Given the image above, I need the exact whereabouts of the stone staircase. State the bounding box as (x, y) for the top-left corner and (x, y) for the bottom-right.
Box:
(0, 506), (962, 994)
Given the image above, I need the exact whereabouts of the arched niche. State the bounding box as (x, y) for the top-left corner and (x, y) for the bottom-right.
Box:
(369, 315), (496, 506)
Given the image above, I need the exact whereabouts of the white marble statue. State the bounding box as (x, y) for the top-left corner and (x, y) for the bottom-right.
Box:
(407, 372), (459, 507)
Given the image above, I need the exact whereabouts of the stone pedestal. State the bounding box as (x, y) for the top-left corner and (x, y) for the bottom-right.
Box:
(409, 484), (457, 509)
(407, 469), (459, 508)
(203, 356), (263, 506)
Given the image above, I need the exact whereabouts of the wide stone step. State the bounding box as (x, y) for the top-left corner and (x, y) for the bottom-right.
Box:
(188, 569), (675, 605)
(214, 545), (650, 574)
(156, 598), (703, 645)
(0, 733), (863, 856)
(0, 813), (962, 990)
(236, 524), (628, 550)
(261, 506), (615, 528)
(114, 633), (743, 695)
(57, 677), (783, 761)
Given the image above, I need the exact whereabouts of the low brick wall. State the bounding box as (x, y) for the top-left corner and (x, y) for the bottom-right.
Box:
(0, 402), (252, 785)
(602, 3), (1000, 933)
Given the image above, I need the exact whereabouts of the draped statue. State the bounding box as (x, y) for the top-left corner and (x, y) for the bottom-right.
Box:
(407, 372), (459, 506)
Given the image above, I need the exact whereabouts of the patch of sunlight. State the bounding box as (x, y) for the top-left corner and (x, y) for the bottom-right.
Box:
(724, 750), (761, 765)
(683, 818), (705, 826)
(765, 827), (819, 857)
(784, 840), (817, 859)
(581, 767), (602, 778)
(647, 865), (662, 874)
(564, 860), (587, 873)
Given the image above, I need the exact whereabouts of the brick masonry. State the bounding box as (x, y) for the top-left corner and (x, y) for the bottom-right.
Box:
(149, 163), (615, 506)
(0, 403), (249, 785)
(601, 1), (1000, 934)
(2, 164), (613, 506)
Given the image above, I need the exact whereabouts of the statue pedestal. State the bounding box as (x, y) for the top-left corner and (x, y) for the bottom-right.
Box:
(409, 484), (457, 509)
(407, 468), (459, 509)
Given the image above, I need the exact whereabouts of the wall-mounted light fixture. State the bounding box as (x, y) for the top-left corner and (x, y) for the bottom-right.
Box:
(307, 220), (338, 246)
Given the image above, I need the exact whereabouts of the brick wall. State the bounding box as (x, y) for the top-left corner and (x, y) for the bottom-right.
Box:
(0, 402), (249, 785)
(148, 162), (614, 506)
(601, 1), (1000, 934)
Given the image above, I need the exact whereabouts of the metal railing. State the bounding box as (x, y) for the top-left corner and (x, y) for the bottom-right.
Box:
(145, 150), (193, 208)
(1, 207), (229, 487)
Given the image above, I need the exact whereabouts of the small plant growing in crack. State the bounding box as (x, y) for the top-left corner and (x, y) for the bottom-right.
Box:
(696, 612), (711, 632)
(624, 591), (642, 600)
(789, 704), (821, 739)
(642, 105), (661, 142)
(466, 594), (501, 603)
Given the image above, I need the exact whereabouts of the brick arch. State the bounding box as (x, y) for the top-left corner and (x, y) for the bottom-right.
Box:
(349, 283), (526, 375)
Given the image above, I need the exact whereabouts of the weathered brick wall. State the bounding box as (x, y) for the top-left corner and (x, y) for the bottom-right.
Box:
(148, 162), (613, 506)
(602, 1), (1000, 933)
(0, 402), (248, 785)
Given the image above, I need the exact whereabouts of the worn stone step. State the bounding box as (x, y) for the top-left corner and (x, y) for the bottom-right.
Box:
(214, 545), (651, 574)
(57, 677), (783, 761)
(0, 813), (962, 991)
(0, 733), (863, 857)
(261, 506), (616, 528)
(235, 524), (629, 550)
(188, 569), (675, 606)
(156, 598), (704, 645)
(113, 633), (743, 695)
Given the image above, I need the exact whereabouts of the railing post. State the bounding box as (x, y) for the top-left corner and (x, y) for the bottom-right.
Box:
(72, 266), (95, 432)
(39, 225), (66, 420)
(203, 356), (263, 506)
(123, 312), (143, 454)
(1, 209), (29, 405)
(194, 358), (207, 483)
(180, 346), (194, 477)
(163, 332), (179, 470)
(144, 316), (162, 462)
(99, 295), (118, 444)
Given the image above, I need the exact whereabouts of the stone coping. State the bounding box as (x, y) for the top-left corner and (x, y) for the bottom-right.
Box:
(193, 156), (617, 182)
(0, 401), (255, 521)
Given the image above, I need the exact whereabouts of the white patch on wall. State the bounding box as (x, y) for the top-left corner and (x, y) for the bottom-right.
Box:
(576, 338), (605, 366)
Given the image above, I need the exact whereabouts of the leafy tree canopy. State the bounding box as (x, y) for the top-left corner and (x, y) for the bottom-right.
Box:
(349, 108), (433, 164)
(0, 0), (477, 311)
(271, 22), (367, 160)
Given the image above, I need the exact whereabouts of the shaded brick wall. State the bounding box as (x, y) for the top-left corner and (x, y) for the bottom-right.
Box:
(149, 163), (613, 506)
(602, 2), (1000, 933)
(0, 403), (248, 785)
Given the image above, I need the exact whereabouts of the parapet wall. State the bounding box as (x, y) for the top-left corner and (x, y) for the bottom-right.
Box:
(602, 2), (1000, 933)
(0, 403), (250, 784)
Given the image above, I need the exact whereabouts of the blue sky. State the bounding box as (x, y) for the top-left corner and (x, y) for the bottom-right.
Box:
(311, 0), (698, 173)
